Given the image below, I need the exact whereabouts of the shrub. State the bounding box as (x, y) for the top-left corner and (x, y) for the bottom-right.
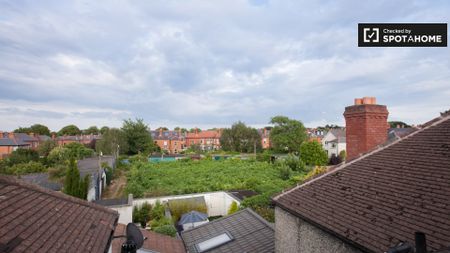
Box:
(133, 202), (152, 228)
(228, 201), (239, 215)
(304, 166), (328, 181)
(151, 200), (165, 220)
(299, 141), (328, 166)
(7, 161), (46, 175)
(339, 150), (347, 161)
(150, 216), (172, 228)
(153, 225), (177, 237)
(329, 154), (342, 165)
(283, 154), (306, 172)
(169, 200), (208, 222)
(8, 149), (39, 166)
(278, 163), (292, 180)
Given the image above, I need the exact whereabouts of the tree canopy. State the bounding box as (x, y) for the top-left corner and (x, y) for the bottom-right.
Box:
(14, 124), (51, 136)
(95, 128), (129, 157)
(83, 126), (99, 135)
(220, 121), (262, 153)
(269, 116), (307, 153)
(100, 126), (110, 135)
(58, 125), (81, 136)
(388, 121), (411, 128)
(299, 140), (328, 166)
(122, 118), (155, 155)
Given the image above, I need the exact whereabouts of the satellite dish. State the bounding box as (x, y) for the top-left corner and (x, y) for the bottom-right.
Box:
(126, 223), (144, 250)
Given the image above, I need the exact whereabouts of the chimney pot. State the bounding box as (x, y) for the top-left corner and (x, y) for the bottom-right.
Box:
(354, 98), (363, 105)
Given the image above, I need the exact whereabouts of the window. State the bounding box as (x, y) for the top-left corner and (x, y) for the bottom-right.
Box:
(195, 233), (233, 253)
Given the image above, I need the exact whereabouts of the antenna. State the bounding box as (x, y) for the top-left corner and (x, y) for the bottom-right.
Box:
(114, 223), (146, 253)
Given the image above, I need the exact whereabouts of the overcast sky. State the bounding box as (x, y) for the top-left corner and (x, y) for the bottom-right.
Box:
(1, 0), (449, 131)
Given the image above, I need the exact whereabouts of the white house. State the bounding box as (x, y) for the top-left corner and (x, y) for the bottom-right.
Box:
(321, 129), (346, 158)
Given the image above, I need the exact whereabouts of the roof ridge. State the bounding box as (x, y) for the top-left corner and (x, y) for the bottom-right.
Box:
(273, 112), (450, 201)
(0, 175), (118, 216)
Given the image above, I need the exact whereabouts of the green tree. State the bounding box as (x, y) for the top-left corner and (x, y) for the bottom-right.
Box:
(65, 142), (94, 160)
(83, 126), (99, 135)
(95, 128), (129, 157)
(299, 141), (328, 166)
(100, 126), (110, 135)
(48, 146), (72, 165)
(228, 201), (239, 215)
(6, 161), (46, 175)
(38, 140), (57, 157)
(64, 159), (80, 197)
(14, 124), (51, 136)
(388, 121), (411, 128)
(58, 125), (81, 136)
(339, 150), (347, 161)
(122, 118), (155, 155)
(220, 122), (262, 153)
(8, 149), (39, 166)
(269, 116), (307, 153)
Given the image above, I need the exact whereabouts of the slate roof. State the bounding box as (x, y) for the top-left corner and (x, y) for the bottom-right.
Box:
(151, 130), (185, 141)
(0, 176), (119, 253)
(0, 138), (19, 146)
(18, 173), (62, 191)
(94, 198), (129, 207)
(227, 190), (258, 201)
(273, 113), (450, 253)
(327, 128), (346, 143)
(181, 208), (274, 253)
(112, 224), (186, 253)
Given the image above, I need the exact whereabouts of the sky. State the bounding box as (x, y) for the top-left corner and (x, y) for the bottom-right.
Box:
(0, 0), (449, 132)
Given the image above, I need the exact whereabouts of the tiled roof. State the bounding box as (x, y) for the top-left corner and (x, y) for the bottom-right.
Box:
(112, 223), (186, 253)
(0, 176), (119, 253)
(0, 138), (18, 146)
(185, 130), (221, 139)
(273, 114), (450, 252)
(151, 130), (185, 141)
(181, 208), (274, 253)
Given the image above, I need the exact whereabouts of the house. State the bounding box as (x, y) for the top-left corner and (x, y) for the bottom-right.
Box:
(112, 223), (186, 253)
(178, 211), (209, 231)
(307, 128), (326, 143)
(151, 129), (186, 154)
(78, 155), (115, 201)
(56, 134), (100, 148)
(387, 127), (416, 143)
(185, 129), (221, 151)
(18, 172), (62, 191)
(0, 133), (28, 159)
(181, 208), (275, 253)
(0, 176), (119, 252)
(273, 101), (450, 252)
(321, 128), (346, 158)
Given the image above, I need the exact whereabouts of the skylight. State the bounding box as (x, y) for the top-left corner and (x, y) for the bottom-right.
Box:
(195, 232), (233, 252)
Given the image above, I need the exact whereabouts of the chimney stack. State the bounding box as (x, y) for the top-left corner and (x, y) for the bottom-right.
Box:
(344, 97), (389, 161)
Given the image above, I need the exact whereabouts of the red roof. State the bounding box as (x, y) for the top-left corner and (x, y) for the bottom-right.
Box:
(0, 176), (119, 253)
(273, 113), (450, 252)
(112, 224), (186, 253)
(186, 130), (221, 139)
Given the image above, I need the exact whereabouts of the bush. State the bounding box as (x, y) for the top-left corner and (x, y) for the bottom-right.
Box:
(256, 150), (272, 163)
(150, 216), (172, 228)
(329, 154), (342, 165)
(303, 166), (328, 181)
(283, 154), (306, 172)
(299, 141), (328, 166)
(278, 163), (292, 180)
(153, 225), (177, 237)
(7, 161), (46, 175)
(8, 149), (39, 166)
(169, 200), (208, 222)
(228, 201), (239, 215)
(339, 150), (347, 161)
(151, 200), (165, 220)
(133, 202), (152, 228)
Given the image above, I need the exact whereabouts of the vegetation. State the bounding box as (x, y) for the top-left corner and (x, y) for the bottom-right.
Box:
(269, 116), (307, 153)
(58, 124), (82, 136)
(38, 140), (57, 157)
(303, 166), (328, 181)
(168, 199), (208, 222)
(7, 149), (39, 166)
(95, 128), (129, 156)
(5, 161), (46, 175)
(299, 141), (328, 166)
(14, 124), (51, 136)
(126, 159), (308, 222)
(122, 118), (156, 155)
(83, 126), (100, 135)
(220, 121), (262, 153)
(153, 225), (177, 237)
(228, 201), (239, 215)
(63, 159), (89, 199)
(133, 202), (152, 227)
(100, 126), (110, 135)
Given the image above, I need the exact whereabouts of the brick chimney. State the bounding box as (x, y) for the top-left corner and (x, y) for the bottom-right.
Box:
(344, 97), (389, 161)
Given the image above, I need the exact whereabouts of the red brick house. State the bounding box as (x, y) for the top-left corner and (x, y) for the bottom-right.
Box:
(185, 129), (222, 151)
(259, 127), (271, 149)
(0, 132), (50, 159)
(151, 129), (186, 154)
(55, 134), (100, 148)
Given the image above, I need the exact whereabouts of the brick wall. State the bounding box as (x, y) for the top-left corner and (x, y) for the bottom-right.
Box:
(344, 98), (388, 161)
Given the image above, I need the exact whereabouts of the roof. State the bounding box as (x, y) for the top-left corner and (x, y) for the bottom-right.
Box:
(94, 198), (129, 207)
(151, 130), (185, 141)
(326, 128), (346, 143)
(18, 173), (62, 191)
(179, 211), (208, 225)
(185, 130), (221, 139)
(181, 208), (274, 253)
(227, 190), (258, 201)
(112, 224), (186, 253)
(273, 113), (450, 252)
(0, 138), (19, 146)
(0, 176), (119, 253)
(387, 127), (416, 141)
(78, 156), (115, 177)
